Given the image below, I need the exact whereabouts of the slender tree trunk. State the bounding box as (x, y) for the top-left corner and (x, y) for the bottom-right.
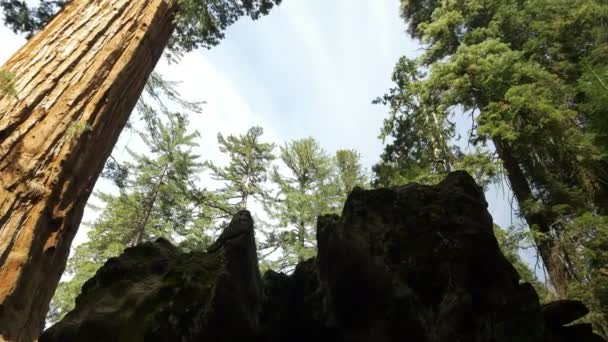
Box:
(134, 167), (168, 245)
(0, 0), (177, 340)
(429, 110), (451, 173)
(298, 220), (306, 262)
(494, 138), (575, 296)
(240, 193), (249, 209)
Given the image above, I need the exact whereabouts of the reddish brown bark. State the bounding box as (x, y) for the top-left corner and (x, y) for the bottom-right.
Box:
(0, 0), (177, 340)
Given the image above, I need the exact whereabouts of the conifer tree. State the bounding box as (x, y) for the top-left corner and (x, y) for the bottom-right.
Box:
(208, 126), (276, 210)
(372, 57), (498, 189)
(265, 138), (334, 271)
(332, 149), (368, 208)
(47, 109), (218, 324)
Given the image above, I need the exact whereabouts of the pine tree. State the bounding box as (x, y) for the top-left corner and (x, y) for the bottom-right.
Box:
(47, 110), (218, 324)
(332, 149), (368, 208)
(0, 1), (281, 338)
(208, 126), (276, 210)
(372, 57), (498, 189)
(265, 138), (334, 271)
(127, 112), (214, 245)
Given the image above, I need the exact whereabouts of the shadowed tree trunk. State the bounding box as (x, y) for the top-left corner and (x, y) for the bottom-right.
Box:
(0, 0), (177, 340)
(494, 138), (575, 297)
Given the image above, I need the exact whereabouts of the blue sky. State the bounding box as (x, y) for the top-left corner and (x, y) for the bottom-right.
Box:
(156, 0), (419, 169)
(0, 1), (522, 249)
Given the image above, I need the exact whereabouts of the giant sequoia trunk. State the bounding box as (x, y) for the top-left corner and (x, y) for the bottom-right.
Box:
(493, 139), (575, 297)
(0, 0), (177, 340)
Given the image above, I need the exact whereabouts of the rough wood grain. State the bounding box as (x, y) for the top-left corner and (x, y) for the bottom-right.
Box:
(0, 0), (177, 340)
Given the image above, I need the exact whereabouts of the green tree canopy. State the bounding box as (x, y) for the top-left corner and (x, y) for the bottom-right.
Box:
(208, 126), (276, 210)
(332, 149), (368, 206)
(47, 110), (221, 323)
(382, 0), (608, 334)
(264, 138), (334, 270)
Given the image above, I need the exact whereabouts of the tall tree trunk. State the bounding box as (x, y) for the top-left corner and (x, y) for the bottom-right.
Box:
(0, 0), (177, 340)
(494, 138), (575, 297)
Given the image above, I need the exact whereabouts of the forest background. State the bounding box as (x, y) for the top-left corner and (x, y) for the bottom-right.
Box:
(0, 0), (605, 337)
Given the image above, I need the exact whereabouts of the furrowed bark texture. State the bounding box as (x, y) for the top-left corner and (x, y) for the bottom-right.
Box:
(0, 0), (177, 340)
